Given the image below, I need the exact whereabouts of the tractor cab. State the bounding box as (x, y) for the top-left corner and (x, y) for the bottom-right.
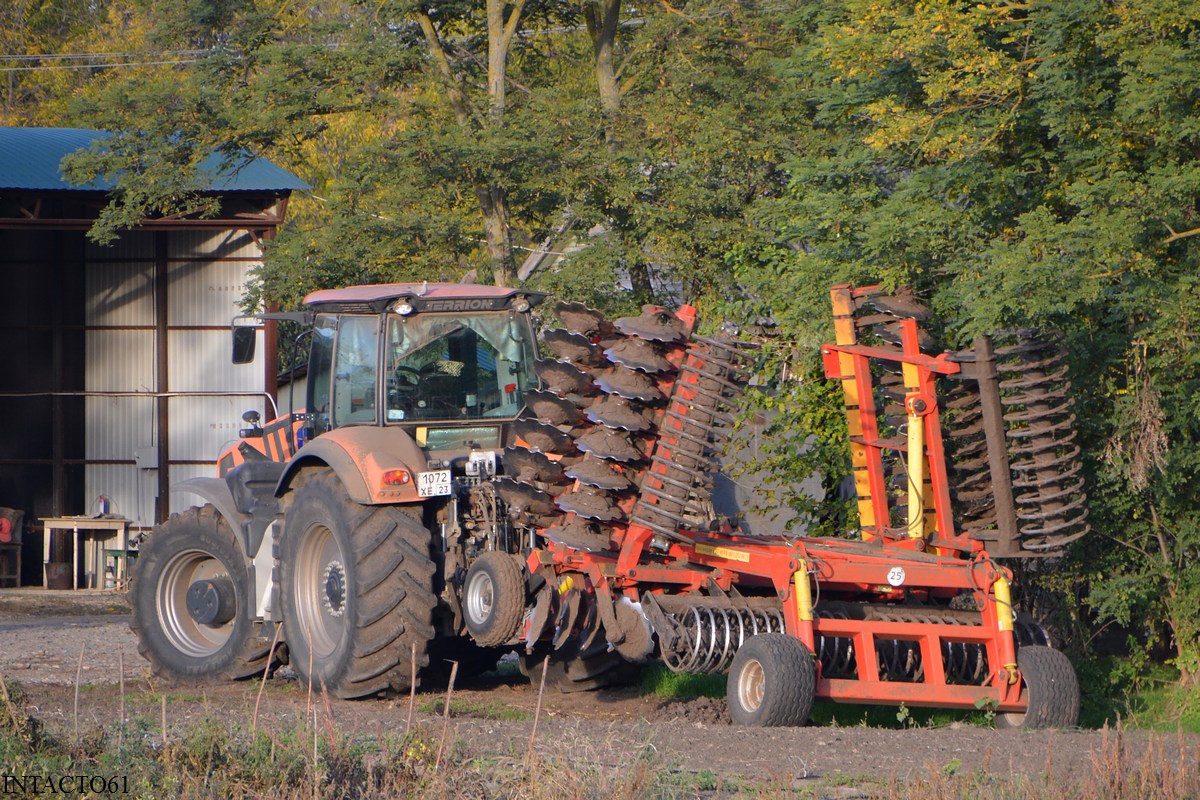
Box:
(301, 284), (544, 437)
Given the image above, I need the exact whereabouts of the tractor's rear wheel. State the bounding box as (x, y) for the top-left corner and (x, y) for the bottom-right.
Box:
(130, 505), (281, 682)
(726, 634), (816, 727)
(994, 645), (1079, 729)
(280, 470), (436, 699)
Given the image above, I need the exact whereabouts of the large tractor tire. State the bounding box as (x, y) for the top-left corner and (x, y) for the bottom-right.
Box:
(279, 469), (437, 699)
(130, 505), (281, 682)
(994, 645), (1080, 729)
(726, 633), (816, 727)
(519, 638), (635, 693)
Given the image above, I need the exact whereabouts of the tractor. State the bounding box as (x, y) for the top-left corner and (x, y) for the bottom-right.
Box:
(130, 281), (1086, 726)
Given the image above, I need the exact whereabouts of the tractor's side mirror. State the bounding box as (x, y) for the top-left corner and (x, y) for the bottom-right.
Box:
(232, 325), (257, 364)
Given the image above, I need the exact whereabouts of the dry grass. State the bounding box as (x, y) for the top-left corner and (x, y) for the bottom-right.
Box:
(870, 723), (1200, 800)
(2, 675), (1199, 799)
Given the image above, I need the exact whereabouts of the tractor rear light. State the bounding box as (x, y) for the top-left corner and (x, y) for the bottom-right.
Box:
(382, 469), (412, 486)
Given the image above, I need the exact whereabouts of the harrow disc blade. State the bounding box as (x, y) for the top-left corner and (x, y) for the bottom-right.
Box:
(524, 388), (586, 426)
(604, 337), (675, 373)
(614, 305), (686, 343)
(576, 427), (644, 462)
(585, 394), (652, 432)
(525, 585), (555, 646)
(542, 517), (613, 552)
(565, 454), (633, 491)
(535, 359), (597, 397)
(542, 328), (606, 365)
(553, 301), (615, 338)
(556, 486), (626, 522)
(553, 589), (583, 650)
(494, 477), (557, 516)
(513, 419), (576, 454)
(876, 321), (938, 350)
(866, 289), (932, 320)
(503, 446), (567, 484)
(595, 367), (665, 402)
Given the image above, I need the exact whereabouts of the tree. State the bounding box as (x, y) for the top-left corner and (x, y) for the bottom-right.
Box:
(719, 0), (1200, 680)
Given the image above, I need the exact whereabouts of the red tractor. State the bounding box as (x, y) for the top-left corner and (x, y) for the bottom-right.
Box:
(131, 281), (1085, 726)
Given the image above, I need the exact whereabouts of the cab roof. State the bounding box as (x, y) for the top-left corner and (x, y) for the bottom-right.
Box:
(303, 282), (547, 314)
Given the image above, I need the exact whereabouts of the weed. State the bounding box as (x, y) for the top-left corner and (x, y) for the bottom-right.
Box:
(638, 663), (725, 700)
(416, 697), (532, 720)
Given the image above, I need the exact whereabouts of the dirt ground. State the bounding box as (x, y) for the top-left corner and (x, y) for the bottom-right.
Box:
(1, 587), (1196, 790)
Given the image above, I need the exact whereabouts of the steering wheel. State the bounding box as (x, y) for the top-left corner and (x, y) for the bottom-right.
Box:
(387, 365), (422, 410)
(392, 365), (422, 387)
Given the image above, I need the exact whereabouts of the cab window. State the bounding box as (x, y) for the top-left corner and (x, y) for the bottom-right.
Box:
(331, 315), (380, 426)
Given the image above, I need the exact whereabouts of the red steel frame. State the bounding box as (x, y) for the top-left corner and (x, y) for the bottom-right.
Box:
(530, 284), (1028, 714)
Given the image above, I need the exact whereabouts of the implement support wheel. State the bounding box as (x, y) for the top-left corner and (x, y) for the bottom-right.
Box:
(726, 633), (816, 727)
(995, 645), (1079, 729)
(463, 551), (526, 647)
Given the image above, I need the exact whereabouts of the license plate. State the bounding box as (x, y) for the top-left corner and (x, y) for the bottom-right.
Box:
(417, 469), (452, 497)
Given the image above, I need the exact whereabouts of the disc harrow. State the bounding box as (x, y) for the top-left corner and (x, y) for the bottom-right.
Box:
(502, 284), (1084, 728)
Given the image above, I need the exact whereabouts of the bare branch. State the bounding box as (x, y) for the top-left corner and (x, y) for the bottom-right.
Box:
(1162, 223), (1200, 245)
(415, 12), (474, 127)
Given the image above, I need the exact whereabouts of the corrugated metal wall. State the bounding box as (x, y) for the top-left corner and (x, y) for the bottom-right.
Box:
(82, 229), (268, 528)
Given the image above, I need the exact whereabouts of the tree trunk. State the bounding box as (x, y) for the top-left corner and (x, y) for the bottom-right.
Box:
(421, 4), (525, 287)
(477, 183), (517, 287)
(486, 0), (508, 123)
(584, 0), (622, 143)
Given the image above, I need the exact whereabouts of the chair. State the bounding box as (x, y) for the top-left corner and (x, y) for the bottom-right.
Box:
(0, 508), (24, 588)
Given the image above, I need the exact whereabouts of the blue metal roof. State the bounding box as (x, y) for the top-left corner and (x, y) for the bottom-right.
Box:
(0, 127), (308, 192)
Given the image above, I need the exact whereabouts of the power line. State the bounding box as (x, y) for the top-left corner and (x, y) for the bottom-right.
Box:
(0, 49), (207, 62)
(0, 59), (201, 73)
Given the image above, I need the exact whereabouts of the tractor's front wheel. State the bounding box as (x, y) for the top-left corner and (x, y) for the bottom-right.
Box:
(130, 506), (281, 682)
(280, 470), (436, 699)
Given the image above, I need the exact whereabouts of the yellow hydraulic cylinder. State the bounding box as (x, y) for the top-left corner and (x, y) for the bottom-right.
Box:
(794, 562), (814, 622)
(992, 573), (1019, 682)
(906, 400), (926, 540)
(992, 575), (1014, 633)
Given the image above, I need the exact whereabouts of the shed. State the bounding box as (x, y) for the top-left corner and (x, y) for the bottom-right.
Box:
(0, 127), (306, 586)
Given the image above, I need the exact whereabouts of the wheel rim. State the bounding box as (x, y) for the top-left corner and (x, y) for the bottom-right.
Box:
(739, 658), (766, 714)
(466, 571), (495, 627)
(157, 549), (235, 658)
(293, 522), (347, 659)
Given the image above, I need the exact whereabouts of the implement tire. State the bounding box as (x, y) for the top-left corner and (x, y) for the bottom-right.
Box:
(726, 634), (815, 727)
(280, 469), (436, 699)
(995, 645), (1079, 729)
(130, 505), (281, 682)
(463, 552), (527, 647)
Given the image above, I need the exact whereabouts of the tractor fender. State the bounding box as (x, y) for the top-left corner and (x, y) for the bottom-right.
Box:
(170, 474), (259, 563)
(174, 459), (285, 559)
(276, 426), (429, 505)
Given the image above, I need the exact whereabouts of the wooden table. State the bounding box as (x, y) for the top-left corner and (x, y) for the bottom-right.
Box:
(40, 516), (131, 590)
